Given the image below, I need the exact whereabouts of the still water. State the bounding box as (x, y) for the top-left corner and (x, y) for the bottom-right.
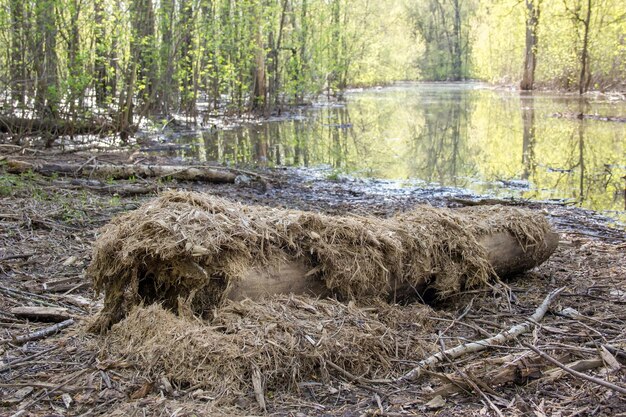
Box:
(173, 82), (626, 222)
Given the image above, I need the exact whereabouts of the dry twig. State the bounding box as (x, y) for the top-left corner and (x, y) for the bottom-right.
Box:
(522, 342), (626, 395)
(398, 287), (565, 381)
(0, 318), (74, 345)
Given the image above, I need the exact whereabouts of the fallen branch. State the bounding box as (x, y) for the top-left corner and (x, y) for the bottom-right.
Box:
(0, 253), (35, 262)
(7, 159), (238, 183)
(67, 178), (157, 196)
(10, 367), (91, 417)
(0, 345), (61, 373)
(398, 287), (565, 381)
(522, 343), (626, 394)
(11, 306), (71, 323)
(532, 357), (604, 384)
(430, 352), (576, 398)
(0, 318), (75, 345)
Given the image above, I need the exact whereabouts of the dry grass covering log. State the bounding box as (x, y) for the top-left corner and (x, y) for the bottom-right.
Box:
(88, 191), (557, 332)
(101, 297), (432, 401)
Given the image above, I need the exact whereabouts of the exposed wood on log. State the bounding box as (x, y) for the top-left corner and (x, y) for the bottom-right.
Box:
(225, 261), (330, 301)
(226, 231), (559, 302)
(11, 306), (71, 322)
(481, 231), (559, 277)
(6, 159), (237, 183)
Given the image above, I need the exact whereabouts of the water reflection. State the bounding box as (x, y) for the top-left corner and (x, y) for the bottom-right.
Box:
(174, 82), (626, 222)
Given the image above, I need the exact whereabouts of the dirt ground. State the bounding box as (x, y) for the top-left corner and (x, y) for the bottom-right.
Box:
(0, 147), (624, 416)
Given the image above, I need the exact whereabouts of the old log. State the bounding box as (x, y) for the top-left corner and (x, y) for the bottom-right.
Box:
(6, 159), (237, 183)
(88, 192), (559, 332)
(224, 231), (559, 301)
(0, 116), (122, 136)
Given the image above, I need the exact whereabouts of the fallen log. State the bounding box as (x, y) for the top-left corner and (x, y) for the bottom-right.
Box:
(6, 159), (237, 183)
(88, 191), (558, 332)
(0, 116), (122, 136)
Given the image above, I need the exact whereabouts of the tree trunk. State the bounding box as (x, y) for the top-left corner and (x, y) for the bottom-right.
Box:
(159, 0), (176, 114)
(94, 0), (108, 107)
(520, 0), (540, 90)
(9, 0), (25, 104)
(34, 0), (59, 117)
(179, 0), (196, 116)
(117, 62), (136, 141)
(451, 0), (462, 80)
(295, 0), (308, 104)
(578, 0), (592, 94)
(67, 0), (82, 114)
(130, 0), (157, 113)
(252, 3), (267, 113)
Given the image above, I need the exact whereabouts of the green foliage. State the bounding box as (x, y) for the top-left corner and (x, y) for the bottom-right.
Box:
(406, 0), (476, 81)
(471, 0), (625, 90)
(0, 0), (621, 124)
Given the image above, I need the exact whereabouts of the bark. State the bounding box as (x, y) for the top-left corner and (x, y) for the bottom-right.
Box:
(117, 62), (136, 141)
(268, 0), (290, 109)
(179, 1), (196, 116)
(94, 0), (108, 106)
(159, 0), (176, 114)
(6, 160), (237, 183)
(520, 0), (540, 90)
(130, 0), (157, 112)
(34, 0), (59, 117)
(451, 0), (462, 80)
(578, 0), (592, 94)
(67, 0), (82, 112)
(295, 0), (308, 103)
(10, 0), (25, 103)
(252, 3), (267, 112)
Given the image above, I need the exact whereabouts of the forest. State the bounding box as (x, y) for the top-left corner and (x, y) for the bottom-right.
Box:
(0, 1), (625, 417)
(0, 0), (624, 140)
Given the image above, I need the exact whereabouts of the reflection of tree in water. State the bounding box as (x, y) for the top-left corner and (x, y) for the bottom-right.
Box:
(329, 108), (351, 168)
(407, 92), (471, 187)
(521, 94), (537, 181)
(190, 86), (624, 218)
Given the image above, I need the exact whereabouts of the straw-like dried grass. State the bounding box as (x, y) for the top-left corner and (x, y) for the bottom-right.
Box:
(88, 191), (553, 332)
(102, 296), (432, 401)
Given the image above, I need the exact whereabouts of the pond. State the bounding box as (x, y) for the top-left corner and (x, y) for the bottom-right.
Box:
(171, 82), (626, 223)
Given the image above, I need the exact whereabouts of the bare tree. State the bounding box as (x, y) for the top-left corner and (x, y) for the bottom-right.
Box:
(520, 0), (541, 90)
